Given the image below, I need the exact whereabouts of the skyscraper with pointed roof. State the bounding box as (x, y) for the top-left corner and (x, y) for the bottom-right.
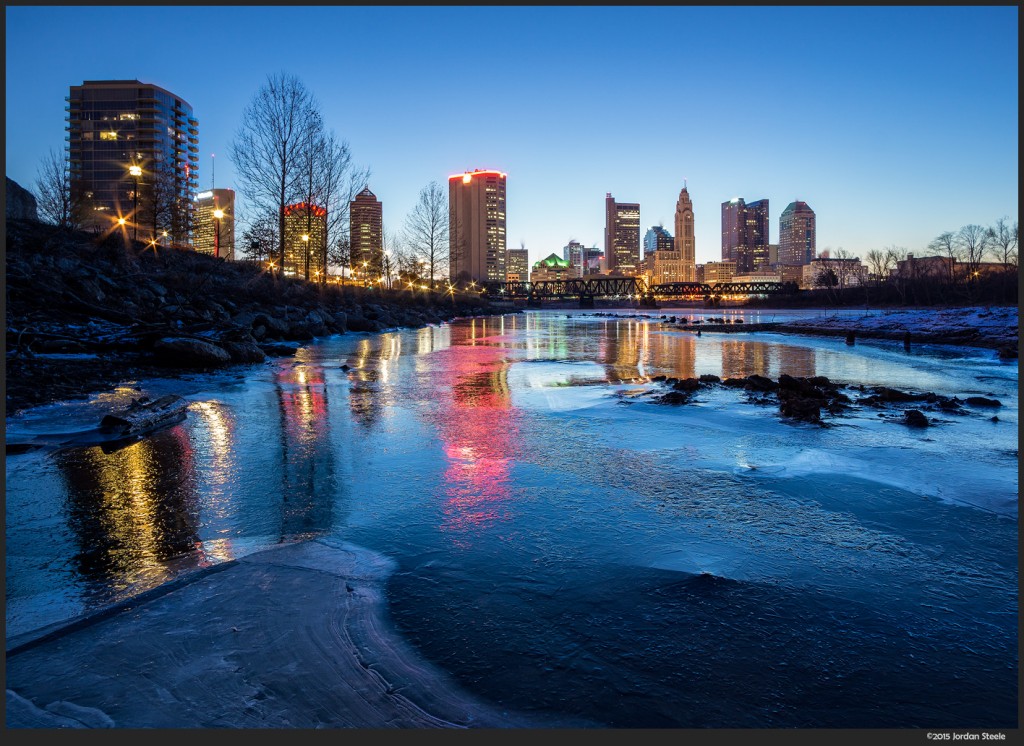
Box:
(674, 185), (696, 281)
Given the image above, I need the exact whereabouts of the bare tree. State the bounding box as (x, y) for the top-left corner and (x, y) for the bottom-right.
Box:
(320, 131), (369, 283)
(956, 223), (991, 281)
(293, 108), (326, 280)
(865, 248), (893, 285)
(34, 148), (80, 229)
(230, 72), (320, 277)
(927, 230), (959, 284)
(239, 211), (278, 263)
(143, 166), (178, 245)
(989, 216), (1018, 268)
(327, 235), (352, 278)
(402, 181), (449, 287)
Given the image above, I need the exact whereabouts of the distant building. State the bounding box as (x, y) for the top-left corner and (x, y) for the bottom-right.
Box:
(694, 263), (705, 283)
(530, 253), (572, 282)
(704, 260), (737, 285)
(644, 246), (687, 286)
(803, 256), (866, 289)
(643, 225), (674, 257)
(506, 247), (530, 282)
(605, 193), (640, 275)
(733, 270), (782, 284)
(768, 243), (779, 266)
(67, 79), (199, 245)
(193, 188), (235, 260)
(563, 239), (587, 278)
(775, 264), (805, 285)
(674, 186), (696, 281)
(721, 197), (769, 273)
(449, 169), (507, 283)
(584, 247), (604, 275)
(283, 202), (327, 281)
(778, 201), (816, 266)
(350, 187), (383, 278)
(892, 254), (955, 282)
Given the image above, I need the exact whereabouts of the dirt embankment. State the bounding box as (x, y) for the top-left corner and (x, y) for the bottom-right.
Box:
(5, 219), (504, 414)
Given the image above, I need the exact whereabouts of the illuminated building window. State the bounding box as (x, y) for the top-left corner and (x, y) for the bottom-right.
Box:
(100, 131), (118, 141)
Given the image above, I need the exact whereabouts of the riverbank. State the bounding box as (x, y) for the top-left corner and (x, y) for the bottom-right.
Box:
(4, 219), (505, 415)
(605, 305), (1018, 356)
(5, 538), (552, 728)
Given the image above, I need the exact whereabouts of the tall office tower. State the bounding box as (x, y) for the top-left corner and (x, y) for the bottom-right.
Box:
(674, 186), (696, 281)
(604, 193), (640, 275)
(563, 239), (587, 277)
(193, 188), (235, 260)
(643, 225), (674, 256)
(778, 200), (816, 266)
(283, 202), (327, 280)
(506, 247), (530, 282)
(449, 169), (507, 283)
(746, 199), (770, 270)
(350, 187), (384, 277)
(721, 197), (769, 273)
(67, 80), (199, 245)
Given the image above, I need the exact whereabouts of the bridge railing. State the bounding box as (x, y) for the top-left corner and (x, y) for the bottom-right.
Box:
(477, 278), (798, 299)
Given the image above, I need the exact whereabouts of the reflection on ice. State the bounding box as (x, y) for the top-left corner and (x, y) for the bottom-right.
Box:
(5, 309), (1017, 727)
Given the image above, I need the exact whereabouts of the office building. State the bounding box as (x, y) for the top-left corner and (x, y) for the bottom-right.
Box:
(563, 239), (587, 277)
(721, 197), (769, 273)
(67, 79), (199, 245)
(283, 202), (327, 280)
(506, 247), (530, 282)
(704, 260), (737, 285)
(193, 188), (235, 259)
(674, 186), (696, 281)
(449, 169), (507, 283)
(778, 201), (816, 266)
(350, 187), (383, 277)
(530, 253), (572, 282)
(604, 193), (640, 275)
(643, 225), (674, 257)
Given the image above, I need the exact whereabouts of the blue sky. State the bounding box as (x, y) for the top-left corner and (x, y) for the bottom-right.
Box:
(5, 5), (1019, 266)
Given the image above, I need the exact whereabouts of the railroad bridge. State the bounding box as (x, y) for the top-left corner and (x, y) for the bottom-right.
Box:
(478, 278), (798, 307)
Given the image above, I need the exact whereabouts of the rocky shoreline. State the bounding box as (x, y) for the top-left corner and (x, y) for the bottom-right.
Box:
(641, 372), (1004, 428)
(4, 219), (507, 414)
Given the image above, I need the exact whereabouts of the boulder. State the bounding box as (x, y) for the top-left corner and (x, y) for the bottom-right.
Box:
(965, 396), (1001, 408)
(996, 345), (1017, 360)
(745, 374), (777, 392)
(656, 391), (693, 406)
(778, 390), (821, 423)
(672, 377), (701, 393)
(153, 337), (231, 367)
(903, 409), (930, 427)
(698, 374), (720, 383)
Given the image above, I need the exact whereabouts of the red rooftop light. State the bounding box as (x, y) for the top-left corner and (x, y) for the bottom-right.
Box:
(448, 169), (507, 182)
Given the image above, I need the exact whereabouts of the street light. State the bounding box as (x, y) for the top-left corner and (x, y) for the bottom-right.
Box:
(128, 165), (142, 242)
(302, 234), (310, 280)
(213, 208), (224, 258)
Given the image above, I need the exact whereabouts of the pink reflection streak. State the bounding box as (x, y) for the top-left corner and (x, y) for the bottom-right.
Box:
(432, 344), (519, 541)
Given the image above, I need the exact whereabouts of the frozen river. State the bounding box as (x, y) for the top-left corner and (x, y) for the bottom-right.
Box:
(5, 308), (1018, 727)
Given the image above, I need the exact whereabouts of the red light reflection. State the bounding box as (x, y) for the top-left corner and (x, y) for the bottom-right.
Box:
(431, 344), (519, 541)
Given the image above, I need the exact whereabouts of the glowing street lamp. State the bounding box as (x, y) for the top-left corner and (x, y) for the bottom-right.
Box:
(128, 165), (142, 241)
(213, 208), (224, 258)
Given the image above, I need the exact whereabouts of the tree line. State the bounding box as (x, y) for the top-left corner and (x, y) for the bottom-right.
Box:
(31, 71), (459, 287)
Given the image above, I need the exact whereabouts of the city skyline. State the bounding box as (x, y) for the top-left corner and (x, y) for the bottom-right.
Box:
(5, 5), (1018, 268)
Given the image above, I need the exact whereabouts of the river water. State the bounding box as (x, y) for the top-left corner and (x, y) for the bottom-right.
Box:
(5, 308), (1018, 728)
